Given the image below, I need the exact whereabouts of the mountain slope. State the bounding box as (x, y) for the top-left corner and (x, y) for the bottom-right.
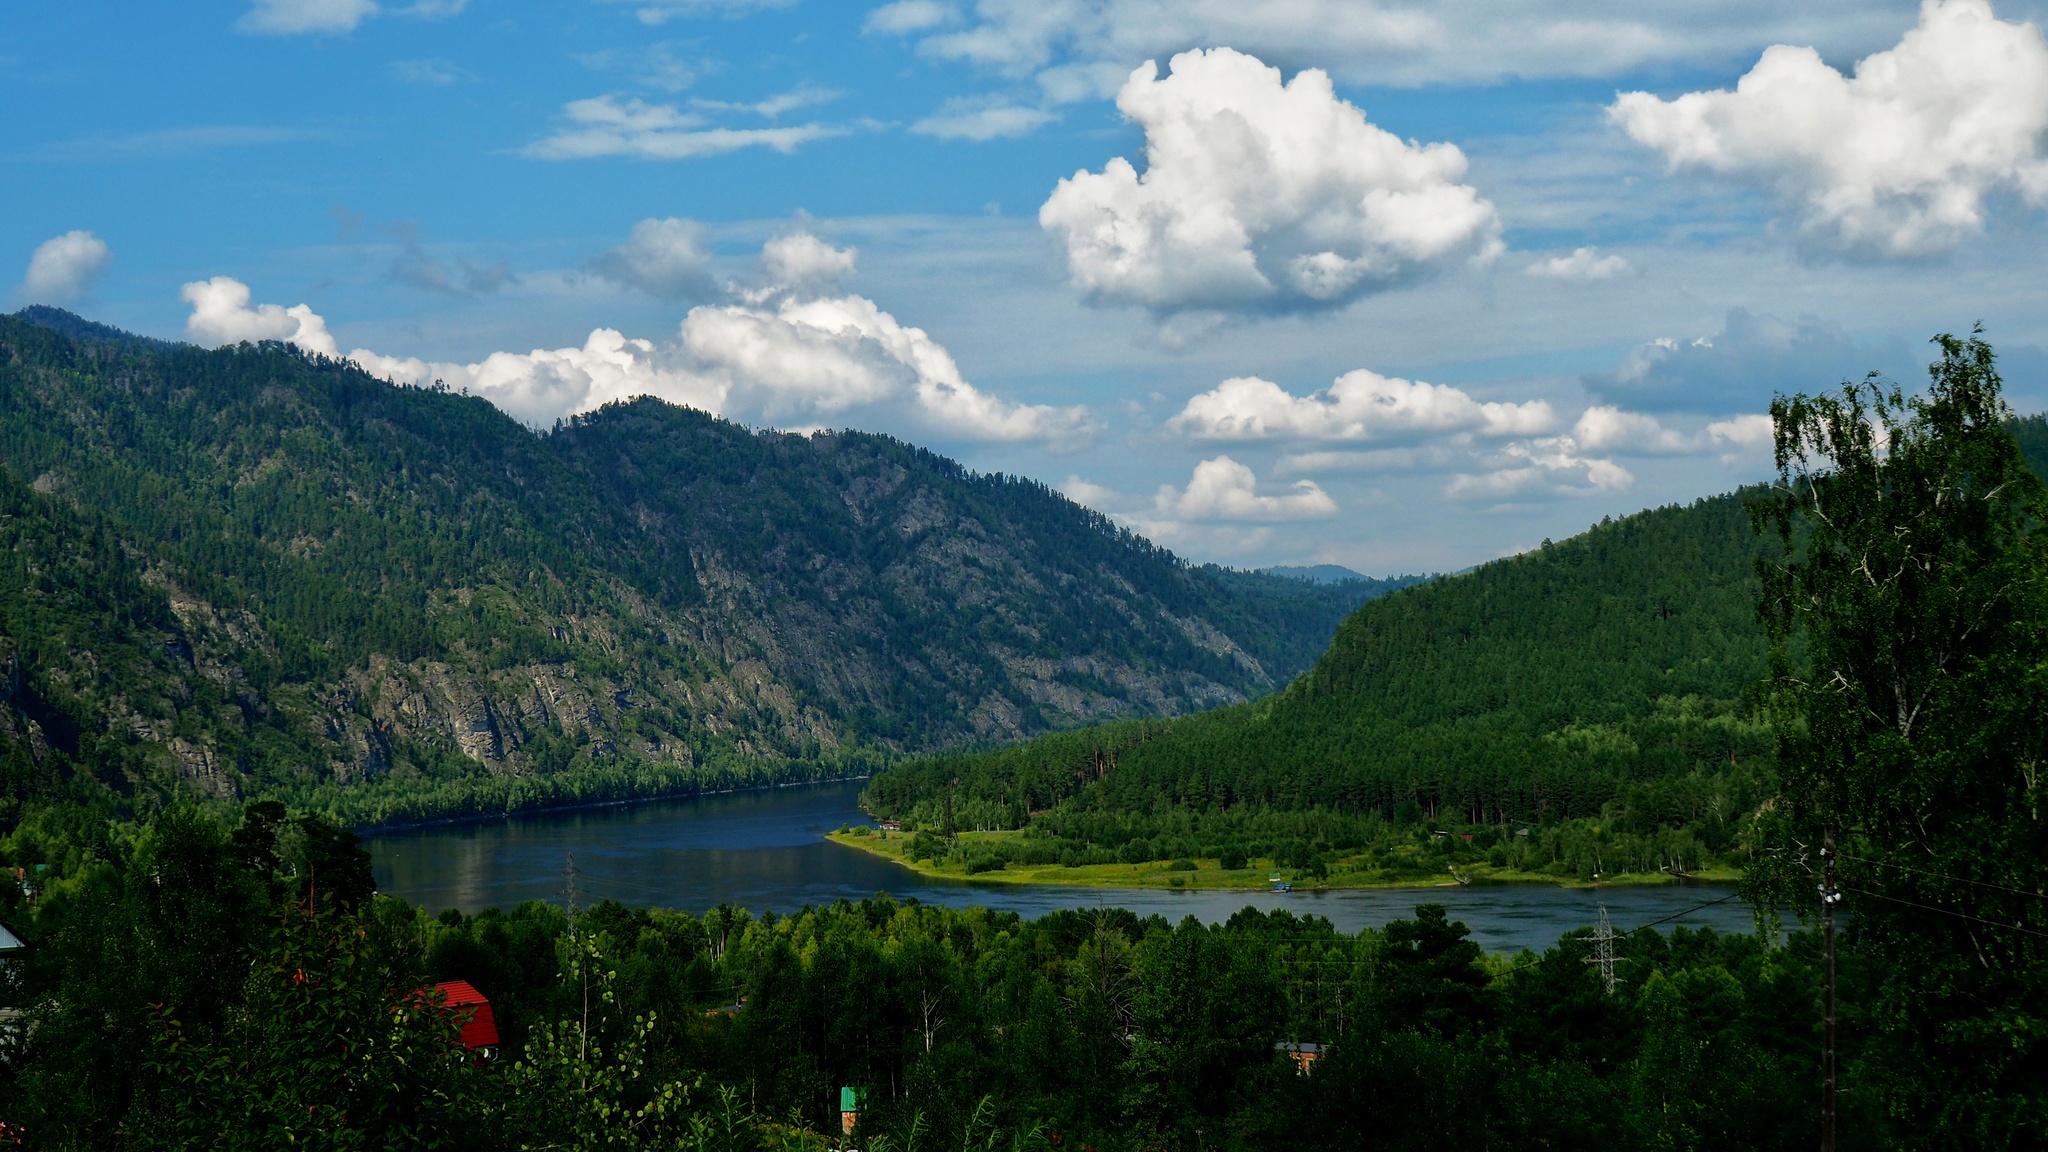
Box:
(0, 311), (1404, 824)
(865, 491), (1783, 839)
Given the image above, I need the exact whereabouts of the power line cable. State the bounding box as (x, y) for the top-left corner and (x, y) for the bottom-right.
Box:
(1839, 885), (2048, 940)
(1495, 890), (1748, 978)
(1836, 853), (2047, 901)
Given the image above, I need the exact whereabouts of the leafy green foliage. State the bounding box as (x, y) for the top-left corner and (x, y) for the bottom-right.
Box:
(5, 805), (1833, 1150)
(1748, 332), (2048, 1146)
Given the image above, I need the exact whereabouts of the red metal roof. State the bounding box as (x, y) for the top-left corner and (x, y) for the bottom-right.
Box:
(434, 980), (499, 1050)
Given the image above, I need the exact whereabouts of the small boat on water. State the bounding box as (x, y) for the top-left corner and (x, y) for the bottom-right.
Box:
(1270, 874), (1293, 892)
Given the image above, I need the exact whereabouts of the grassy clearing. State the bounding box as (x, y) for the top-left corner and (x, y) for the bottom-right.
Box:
(827, 829), (1731, 891)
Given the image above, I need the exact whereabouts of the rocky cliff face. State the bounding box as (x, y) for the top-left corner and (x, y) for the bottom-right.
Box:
(0, 311), (1407, 819)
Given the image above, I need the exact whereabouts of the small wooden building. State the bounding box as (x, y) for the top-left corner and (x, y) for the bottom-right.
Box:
(1274, 1040), (1324, 1076)
(0, 922), (25, 1043)
(434, 980), (499, 1054)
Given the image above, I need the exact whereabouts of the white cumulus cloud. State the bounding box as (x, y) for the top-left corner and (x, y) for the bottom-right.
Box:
(1707, 413), (1776, 447)
(1446, 439), (1635, 502)
(19, 231), (113, 303)
(181, 276), (341, 356)
(1154, 456), (1338, 521)
(348, 331), (718, 428)
(591, 217), (719, 300)
(759, 231), (858, 293)
(524, 95), (842, 160)
(1612, 0), (2048, 256)
(1039, 47), (1501, 317)
(1525, 246), (1632, 280)
(1168, 370), (1552, 442)
(177, 235), (1096, 451)
(1570, 406), (1698, 454)
(1572, 406), (1778, 455)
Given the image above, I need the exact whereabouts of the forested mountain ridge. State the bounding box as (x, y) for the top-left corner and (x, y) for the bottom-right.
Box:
(0, 310), (1401, 825)
(865, 399), (2047, 880)
(864, 489), (1795, 877)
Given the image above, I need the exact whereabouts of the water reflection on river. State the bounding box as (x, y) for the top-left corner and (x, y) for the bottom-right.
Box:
(366, 780), (1757, 955)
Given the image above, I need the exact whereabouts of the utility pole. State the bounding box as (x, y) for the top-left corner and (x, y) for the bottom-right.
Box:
(1585, 904), (1619, 995)
(566, 851), (588, 1069)
(1820, 830), (1839, 1152)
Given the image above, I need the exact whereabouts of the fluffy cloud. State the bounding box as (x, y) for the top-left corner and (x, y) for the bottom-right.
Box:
(1589, 308), (1916, 414)
(1570, 406), (1697, 454)
(1154, 456), (1338, 521)
(176, 234), (1096, 450)
(1573, 406), (1778, 455)
(238, 0), (377, 35)
(911, 97), (1055, 140)
(1706, 413), (1775, 447)
(346, 331), (719, 428)
(886, 1), (1911, 92)
(1446, 440), (1635, 502)
(680, 290), (1097, 446)
(182, 276), (340, 356)
(1039, 48), (1500, 316)
(759, 232), (857, 293)
(1612, 0), (2048, 256)
(523, 96), (842, 160)
(1526, 246), (1632, 280)
(19, 231), (113, 303)
(592, 217), (719, 300)
(1168, 370), (1552, 442)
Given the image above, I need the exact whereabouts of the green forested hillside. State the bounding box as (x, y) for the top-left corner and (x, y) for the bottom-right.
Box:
(866, 491), (1789, 879)
(0, 311), (1402, 826)
(866, 402), (2048, 884)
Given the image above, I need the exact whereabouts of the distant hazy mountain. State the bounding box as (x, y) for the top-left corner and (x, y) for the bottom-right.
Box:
(0, 311), (1393, 823)
(1259, 564), (1371, 584)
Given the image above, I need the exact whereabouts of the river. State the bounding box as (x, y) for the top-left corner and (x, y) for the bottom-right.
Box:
(365, 780), (1760, 955)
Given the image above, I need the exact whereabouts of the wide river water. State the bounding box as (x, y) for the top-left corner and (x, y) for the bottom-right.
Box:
(366, 780), (1758, 955)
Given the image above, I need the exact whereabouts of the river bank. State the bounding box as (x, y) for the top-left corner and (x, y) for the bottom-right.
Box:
(827, 827), (1740, 891)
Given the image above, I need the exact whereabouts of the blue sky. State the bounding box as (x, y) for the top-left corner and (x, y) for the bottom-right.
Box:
(12, 0), (2048, 573)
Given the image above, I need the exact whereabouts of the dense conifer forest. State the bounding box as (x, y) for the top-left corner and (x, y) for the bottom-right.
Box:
(0, 310), (1397, 826)
(0, 331), (2042, 1149)
(3, 802), (1835, 1149)
(865, 489), (1782, 881)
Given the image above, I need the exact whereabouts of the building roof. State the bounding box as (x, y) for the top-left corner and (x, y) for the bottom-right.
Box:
(433, 980), (500, 1050)
(0, 923), (24, 954)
